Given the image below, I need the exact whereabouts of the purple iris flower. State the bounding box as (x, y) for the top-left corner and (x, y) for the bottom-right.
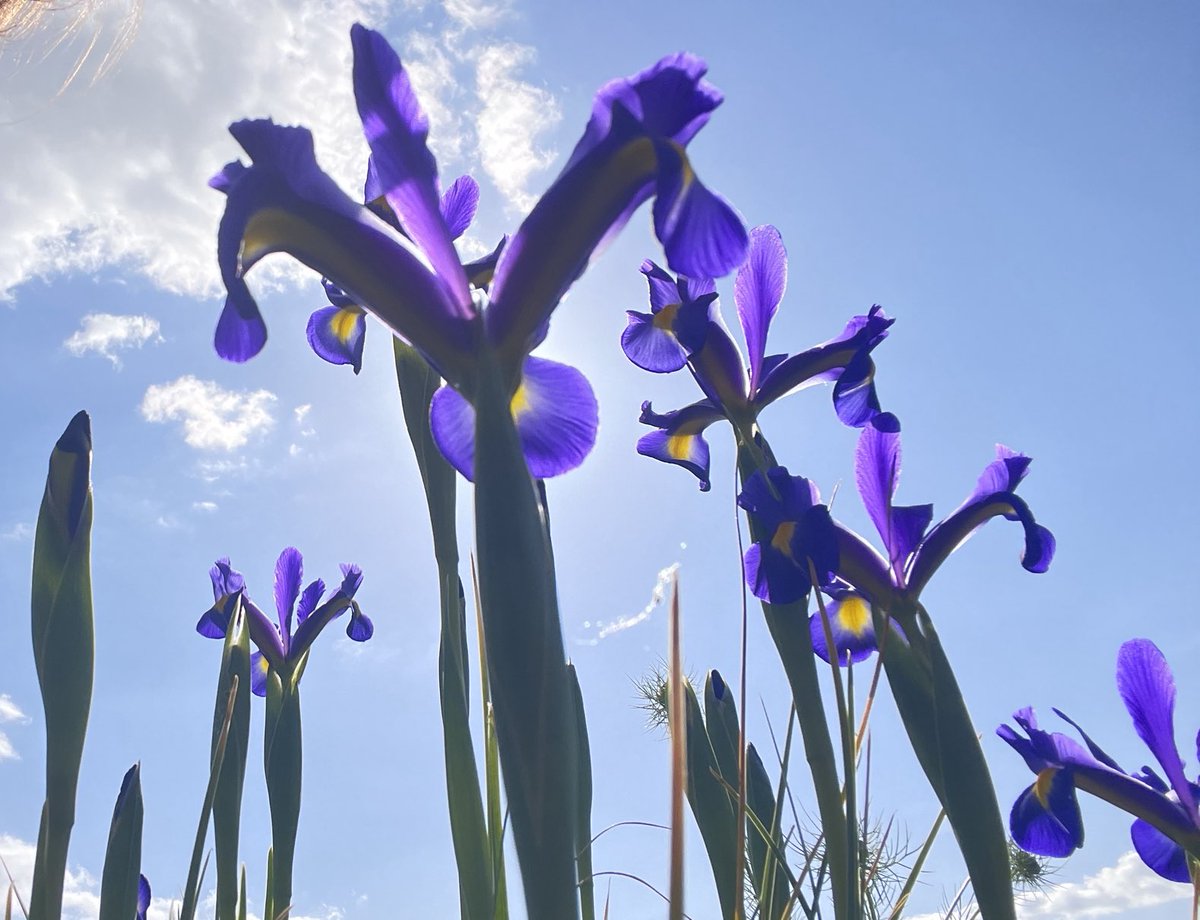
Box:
(833, 411), (1055, 610)
(306, 175), (484, 375)
(211, 25), (748, 480)
(136, 875), (150, 920)
(196, 547), (372, 697)
(999, 640), (1200, 881)
(624, 224), (893, 490)
(736, 466), (838, 606)
(808, 590), (878, 666)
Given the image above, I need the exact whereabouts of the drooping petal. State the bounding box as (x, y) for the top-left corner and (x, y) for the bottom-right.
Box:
(1009, 771), (1084, 857)
(734, 225), (787, 392)
(196, 599), (233, 639)
(753, 306), (895, 411)
(274, 547), (303, 646)
(249, 651), (270, 698)
(136, 875), (151, 920)
(622, 310), (690, 372)
(743, 541), (810, 606)
(429, 356), (599, 480)
(832, 351), (882, 427)
(636, 400), (724, 491)
(346, 602), (374, 641)
(1131, 818), (1190, 882)
(1116, 639), (1197, 819)
(212, 118), (473, 383)
(908, 445), (1055, 597)
(209, 160), (248, 194)
(440, 174), (480, 240)
(350, 24), (472, 316)
(296, 579), (326, 624)
(487, 56), (747, 366)
(652, 138), (749, 280)
(307, 305), (366, 373)
(809, 593), (876, 665)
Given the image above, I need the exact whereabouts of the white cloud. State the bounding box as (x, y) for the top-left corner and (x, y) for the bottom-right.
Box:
(401, 30), (470, 164)
(192, 500), (219, 513)
(443, 0), (510, 30)
(140, 375), (276, 451)
(63, 313), (161, 365)
(0, 522), (33, 542)
(1016, 851), (1189, 918)
(0, 696), (28, 724)
(0, 0), (389, 301)
(473, 42), (560, 211)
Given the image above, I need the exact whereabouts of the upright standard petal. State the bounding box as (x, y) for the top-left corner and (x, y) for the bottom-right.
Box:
(430, 356), (600, 480)
(295, 579), (326, 624)
(274, 547), (304, 648)
(350, 24), (472, 317)
(734, 225), (787, 392)
(854, 414), (932, 583)
(440, 174), (480, 240)
(213, 118), (473, 383)
(1116, 640), (1197, 819)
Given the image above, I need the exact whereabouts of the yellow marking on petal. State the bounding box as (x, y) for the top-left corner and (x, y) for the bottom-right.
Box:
(510, 381), (533, 420)
(770, 521), (797, 560)
(330, 307), (361, 344)
(1033, 768), (1058, 808)
(666, 434), (692, 460)
(837, 596), (872, 637)
(653, 302), (680, 331)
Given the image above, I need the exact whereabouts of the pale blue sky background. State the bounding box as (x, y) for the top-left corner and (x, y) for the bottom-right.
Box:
(0, 1), (1197, 918)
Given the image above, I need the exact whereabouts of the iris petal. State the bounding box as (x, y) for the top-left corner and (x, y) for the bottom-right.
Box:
(440, 174), (480, 240)
(809, 593), (877, 665)
(1009, 774), (1083, 857)
(346, 603), (374, 641)
(307, 305), (366, 373)
(136, 875), (151, 920)
(621, 311), (689, 372)
(1131, 818), (1190, 882)
(350, 24), (472, 316)
(274, 547), (303, 644)
(652, 139), (748, 280)
(249, 651), (270, 698)
(429, 356), (599, 480)
(1117, 639), (1197, 818)
(296, 579), (326, 624)
(734, 225), (787, 392)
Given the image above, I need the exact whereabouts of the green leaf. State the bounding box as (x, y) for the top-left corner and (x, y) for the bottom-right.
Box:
(395, 339), (494, 920)
(98, 764), (143, 920)
(746, 745), (790, 920)
(703, 672), (740, 796)
(212, 606), (252, 920)
(566, 663), (594, 920)
(264, 673), (302, 920)
(29, 412), (94, 920)
(472, 350), (578, 920)
(683, 683), (738, 920)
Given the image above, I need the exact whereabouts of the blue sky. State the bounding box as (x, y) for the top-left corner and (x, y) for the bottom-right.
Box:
(1, 1), (1198, 917)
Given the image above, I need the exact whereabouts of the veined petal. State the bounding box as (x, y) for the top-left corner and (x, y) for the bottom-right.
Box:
(688, 314), (750, 415)
(753, 306), (895, 410)
(350, 25), (472, 316)
(622, 310), (689, 372)
(735, 225), (787, 392)
(636, 399), (724, 491)
(429, 356), (600, 480)
(487, 55), (746, 366)
(440, 174), (480, 240)
(339, 563), (364, 598)
(652, 139), (748, 280)
(307, 305), (366, 373)
(1010, 771), (1084, 857)
(296, 579), (326, 624)
(908, 491), (1054, 595)
(274, 547), (303, 647)
(1117, 640), (1197, 819)
(1131, 818), (1192, 882)
(210, 558), (245, 601)
(214, 118), (473, 383)
(809, 593), (876, 665)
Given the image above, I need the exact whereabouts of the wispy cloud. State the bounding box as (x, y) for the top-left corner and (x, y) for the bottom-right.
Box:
(1, 522), (33, 542)
(0, 0), (389, 301)
(1016, 851), (1189, 918)
(444, 0), (511, 30)
(63, 313), (161, 365)
(192, 500), (219, 513)
(473, 41), (561, 212)
(0, 695), (29, 762)
(140, 375), (276, 451)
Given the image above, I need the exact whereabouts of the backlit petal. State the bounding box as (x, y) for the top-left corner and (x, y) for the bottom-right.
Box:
(735, 225), (787, 392)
